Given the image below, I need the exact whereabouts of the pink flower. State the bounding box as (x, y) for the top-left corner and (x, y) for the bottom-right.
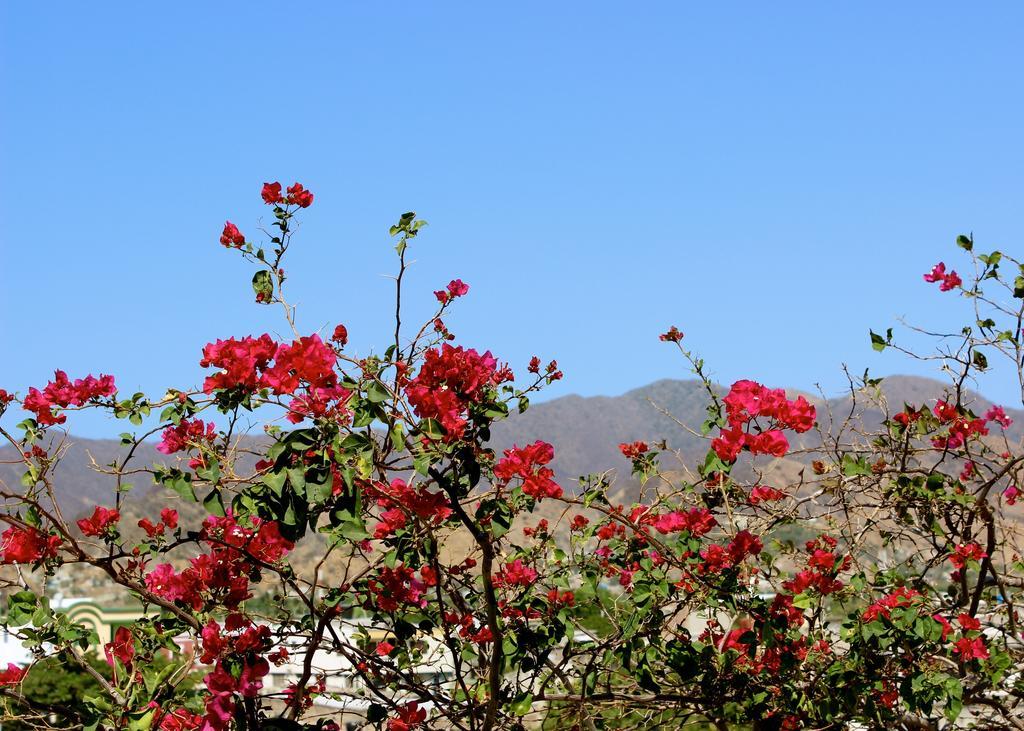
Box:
(434, 279), (470, 304)
(23, 370), (117, 426)
(1004, 484), (1019, 506)
(494, 559), (538, 588)
(923, 262), (962, 292)
(985, 405), (1013, 429)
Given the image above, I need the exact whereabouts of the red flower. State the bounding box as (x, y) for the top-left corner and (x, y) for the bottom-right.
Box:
(710, 381), (815, 463)
(1, 526), (60, 564)
(953, 636), (988, 661)
(388, 702), (427, 731)
(494, 559), (538, 588)
(494, 441), (562, 500)
(331, 324), (349, 346)
(727, 530), (763, 563)
(406, 345), (508, 439)
(157, 419), (216, 456)
(618, 441), (649, 459)
(104, 626), (135, 669)
(199, 335), (277, 393)
(77, 506), (121, 537)
(659, 326), (684, 342)
(286, 182), (314, 208)
(957, 613), (981, 631)
(375, 641), (394, 656)
(748, 485), (785, 505)
(647, 507), (717, 536)
(933, 614), (953, 641)
(949, 542), (986, 570)
(23, 370), (117, 426)
(0, 663), (26, 686)
(262, 334), (337, 395)
(862, 587), (922, 622)
(219, 221), (245, 248)
(261, 182), (283, 204)
(139, 517), (167, 538)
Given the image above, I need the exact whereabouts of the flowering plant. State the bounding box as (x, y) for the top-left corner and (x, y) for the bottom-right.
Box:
(1, 192), (1023, 730)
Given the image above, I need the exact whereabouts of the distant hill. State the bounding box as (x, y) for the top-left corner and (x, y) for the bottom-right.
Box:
(1, 375), (1020, 520)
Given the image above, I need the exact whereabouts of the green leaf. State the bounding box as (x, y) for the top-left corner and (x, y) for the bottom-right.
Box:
(841, 454), (872, 477)
(869, 328), (892, 352)
(956, 234), (973, 251)
(262, 470), (287, 497)
(251, 270), (274, 303)
(203, 488), (226, 517)
(365, 380), (390, 404)
(509, 693), (533, 716)
(7, 591), (37, 625)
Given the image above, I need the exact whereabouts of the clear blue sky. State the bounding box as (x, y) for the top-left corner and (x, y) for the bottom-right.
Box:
(2, 3), (1023, 437)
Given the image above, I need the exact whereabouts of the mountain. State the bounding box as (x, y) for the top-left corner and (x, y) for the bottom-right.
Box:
(1, 375), (1020, 520)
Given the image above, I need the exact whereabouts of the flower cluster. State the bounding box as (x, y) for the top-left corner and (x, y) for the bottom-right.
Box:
(77, 506), (121, 537)
(434, 278), (469, 304)
(370, 478), (453, 539)
(261, 181), (314, 208)
(659, 326), (684, 343)
(782, 535), (849, 597)
(493, 559), (538, 589)
(711, 380), (815, 463)
(931, 400), (989, 450)
(23, 370), (116, 426)
(200, 617), (273, 730)
(200, 335), (277, 393)
(220, 222), (245, 248)
(0, 525), (60, 564)
(157, 419), (216, 467)
(405, 344), (510, 438)
(144, 514), (292, 611)
(862, 586), (923, 622)
(366, 565), (428, 612)
(200, 333), (350, 423)
(923, 261), (962, 291)
(949, 542), (986, 570)
(493, 441), (562, 500)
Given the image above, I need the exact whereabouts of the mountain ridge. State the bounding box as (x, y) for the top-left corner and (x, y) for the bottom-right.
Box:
(1, 374), (1019, 518)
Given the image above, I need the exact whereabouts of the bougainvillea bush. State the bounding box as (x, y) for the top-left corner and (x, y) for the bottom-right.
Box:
(1, 186), (1024, 731)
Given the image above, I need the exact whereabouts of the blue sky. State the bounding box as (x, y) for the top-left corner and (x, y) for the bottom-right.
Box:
(2, 3), (1023, 436)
